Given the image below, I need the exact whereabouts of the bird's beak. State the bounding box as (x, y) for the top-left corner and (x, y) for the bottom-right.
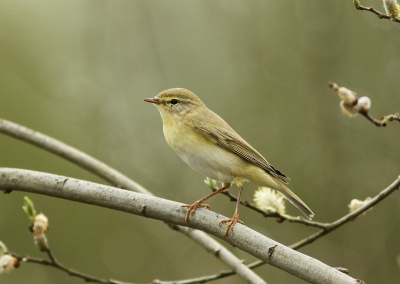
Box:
(143, 97), (161, 105)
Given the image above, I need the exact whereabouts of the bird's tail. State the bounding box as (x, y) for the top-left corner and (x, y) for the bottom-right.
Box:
(275, 181), (314, 219)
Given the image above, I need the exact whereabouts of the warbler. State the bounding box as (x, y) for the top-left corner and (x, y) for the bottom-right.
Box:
(144, 88), (314, 236)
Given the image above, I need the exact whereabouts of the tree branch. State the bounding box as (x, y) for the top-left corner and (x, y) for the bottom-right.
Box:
(0, 118), (263, 284)
(353, 0), (400, 23)
(0, 168), (360, 284)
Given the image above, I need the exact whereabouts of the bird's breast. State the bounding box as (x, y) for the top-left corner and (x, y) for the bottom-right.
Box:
(163, 122), (244, 183)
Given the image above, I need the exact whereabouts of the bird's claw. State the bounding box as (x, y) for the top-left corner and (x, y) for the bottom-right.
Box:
(182, 202), (211, 224)
(220, 212), (243, 237)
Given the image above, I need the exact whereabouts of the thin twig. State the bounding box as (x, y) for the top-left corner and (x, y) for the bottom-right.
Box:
(291, 175), (400, 249)
(353, 0), (400, 23)
(360, 112), (400, 127)
(153, 269), (234, 284)
(11, 251), (131, 284)
(328, 82), (400, 127)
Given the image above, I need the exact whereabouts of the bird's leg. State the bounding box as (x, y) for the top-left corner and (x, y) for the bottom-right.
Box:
(182, 182), (231, 225)
(220, 186), (244, 236)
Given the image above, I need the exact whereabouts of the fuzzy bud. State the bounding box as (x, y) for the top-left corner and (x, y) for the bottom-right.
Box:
(254, 187), (286, 215)
(0, 255), (18, 274)
(337, 87), (358, 105)
(340, 101), (359, 117)
(340, 96), (371, 117)
(32, 213), (49, 236)
(348, 197), (372, 216)
(34, 234), (49, 252)
(383, 0), (399, 18)
(357, 96), (371, 113)
(32, 213), (49, 251)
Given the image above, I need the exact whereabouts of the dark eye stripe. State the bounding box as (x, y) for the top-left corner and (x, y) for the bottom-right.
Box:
(170, 99), (179, 105)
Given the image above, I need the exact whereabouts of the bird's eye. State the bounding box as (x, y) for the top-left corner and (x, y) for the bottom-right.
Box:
(170, 99), (179, 105)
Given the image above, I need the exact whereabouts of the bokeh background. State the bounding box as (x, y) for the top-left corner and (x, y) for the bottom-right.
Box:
(1, 1), (399, 283)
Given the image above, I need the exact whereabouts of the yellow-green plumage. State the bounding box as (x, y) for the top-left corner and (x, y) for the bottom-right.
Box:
(144, 88), (314, 234)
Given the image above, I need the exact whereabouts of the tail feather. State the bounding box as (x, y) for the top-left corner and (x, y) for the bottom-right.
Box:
(275, 182), (314, 219)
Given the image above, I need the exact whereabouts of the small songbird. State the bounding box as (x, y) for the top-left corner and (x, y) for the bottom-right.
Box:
(144, 88), (314, 236)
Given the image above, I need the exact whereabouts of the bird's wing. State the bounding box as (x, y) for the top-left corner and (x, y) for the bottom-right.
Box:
(191, 119), (289, 183)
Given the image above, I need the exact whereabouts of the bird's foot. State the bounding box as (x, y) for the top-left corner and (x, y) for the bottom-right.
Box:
(182, 201), (211, 225)
(220, 212), (244, 237)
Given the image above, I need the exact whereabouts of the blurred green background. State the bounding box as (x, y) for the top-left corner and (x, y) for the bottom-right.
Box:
(1, 1), (399, 283)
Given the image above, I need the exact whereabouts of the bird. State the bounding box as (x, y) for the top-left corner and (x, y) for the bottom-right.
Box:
(144, 88), (314, 236)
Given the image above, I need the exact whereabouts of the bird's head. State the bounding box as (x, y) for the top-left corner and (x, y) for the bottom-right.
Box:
(144, 88), (205, 121)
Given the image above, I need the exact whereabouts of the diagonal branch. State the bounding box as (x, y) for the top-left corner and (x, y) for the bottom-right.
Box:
(360, 112), (400, 127)
(353, 0), (400, 23)
(0, 118), (263, 284)
(290, 175), (400, 249)
(0, 168), (359, 284)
